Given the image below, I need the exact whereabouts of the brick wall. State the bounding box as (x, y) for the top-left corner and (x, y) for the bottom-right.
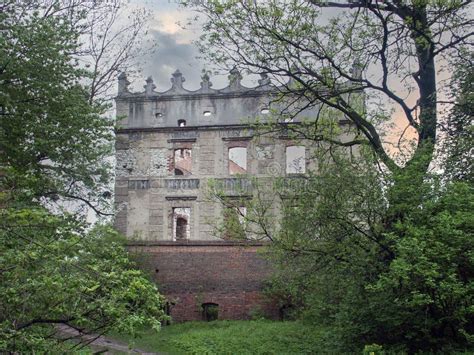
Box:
(128, 242), (279, 322)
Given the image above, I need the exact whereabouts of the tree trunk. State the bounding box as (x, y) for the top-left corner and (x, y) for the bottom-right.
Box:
(385, 5), (437, 228)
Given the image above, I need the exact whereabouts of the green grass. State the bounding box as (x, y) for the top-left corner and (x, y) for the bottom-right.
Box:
(116, 320), (328, 354)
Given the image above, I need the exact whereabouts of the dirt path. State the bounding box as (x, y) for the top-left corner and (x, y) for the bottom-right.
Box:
(57, 324), (160, 354)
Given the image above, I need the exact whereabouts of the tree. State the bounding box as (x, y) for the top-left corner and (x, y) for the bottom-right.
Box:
(0, 1), (166, 351)
(191, 0), (474, 351)
(4, 0), (153, 104)
(190, 0), (472, 217)
(441, 51), (473, 183)
(256, 150), (474, 352)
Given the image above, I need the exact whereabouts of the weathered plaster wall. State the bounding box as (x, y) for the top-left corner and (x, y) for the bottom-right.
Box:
(114, 127), (349, 240)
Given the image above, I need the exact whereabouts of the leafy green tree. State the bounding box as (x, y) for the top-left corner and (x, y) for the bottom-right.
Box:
(259, 150), (473, 352)
(441, 52), (473, 183)
(0, 1), (166, 351)
(369, 182), (474, 351)
(190, 0), (473, 350)
(189, 0), (473, 220)
(0, 1), (111, 212)
(0, 212), (166, 352)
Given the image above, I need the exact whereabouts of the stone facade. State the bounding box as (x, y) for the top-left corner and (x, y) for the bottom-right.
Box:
(114, 69), (359, 321)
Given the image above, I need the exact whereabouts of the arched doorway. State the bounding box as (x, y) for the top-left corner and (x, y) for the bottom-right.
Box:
(202, 303), (219, 321)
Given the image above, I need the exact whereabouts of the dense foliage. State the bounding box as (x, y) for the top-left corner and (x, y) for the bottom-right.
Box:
(263, 151), (473, 352)
(371, 182), (474, 351)
(113, 320), (329, 354)
(442, 53), (474, 183)
(0, 214), (166, 352)
(0, 1), (111, 209)
(0, 1), (166, 351)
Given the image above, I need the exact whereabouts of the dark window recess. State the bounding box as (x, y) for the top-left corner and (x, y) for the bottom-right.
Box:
(172, 207), (190, 240)
(163, 301), (174, 326)
(279, 304), (296, 321)
(178, 119), (186, 127)
(202, 303), (219, 321)
(176, 217), (187, 240)
(174, 168), (184, 175)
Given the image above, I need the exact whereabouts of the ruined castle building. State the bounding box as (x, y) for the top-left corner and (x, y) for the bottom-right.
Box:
(114, 69), (360, 321)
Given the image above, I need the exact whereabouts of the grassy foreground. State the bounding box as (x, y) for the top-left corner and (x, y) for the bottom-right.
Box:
(118, 320), (328, 354)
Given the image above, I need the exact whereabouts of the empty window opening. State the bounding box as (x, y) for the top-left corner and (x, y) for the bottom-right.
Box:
(202, 303), (219, 321)
(173, 207), (190, 240)
(228, 147), (247, 175)
(223, 206), (247, 240)
(174, 148), (192, 176)
(178, 119), (186, 127)
(237, 206), (247, 224)
(286, 146), (306, 174)
(203, 111), (212, 117)
(260, 107), (270, 114)
(176, 218), (187, 240)
(155, 112), (163, 118)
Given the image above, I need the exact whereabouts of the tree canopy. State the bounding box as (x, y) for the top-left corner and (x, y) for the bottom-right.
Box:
(191, 0), (472, 171)
(0, 1), (166, 351)
(194, 0), (474, 351)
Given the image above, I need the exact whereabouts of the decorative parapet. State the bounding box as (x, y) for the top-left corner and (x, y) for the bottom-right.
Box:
(117, 68), (275, 99)
(114, 67), (361, 129)
(117, 60), (365, 99)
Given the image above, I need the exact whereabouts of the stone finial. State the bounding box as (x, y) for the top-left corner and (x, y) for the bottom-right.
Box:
(258, 73), (271, 87)
(118, 72), (130, 95)
(200, 72), (213, 91)
(171, 69), (186, 90)
(228, 67), (243, 90)
(144, 76), (156, 96)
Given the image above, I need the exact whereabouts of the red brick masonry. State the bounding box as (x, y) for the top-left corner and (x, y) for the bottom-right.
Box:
(128, 241), (278, 322)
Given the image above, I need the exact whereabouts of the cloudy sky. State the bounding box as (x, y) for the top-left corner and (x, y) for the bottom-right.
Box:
(126, 0), (456, 155)
(129, 0), (321, 92)
(129, 0), (237, 92)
